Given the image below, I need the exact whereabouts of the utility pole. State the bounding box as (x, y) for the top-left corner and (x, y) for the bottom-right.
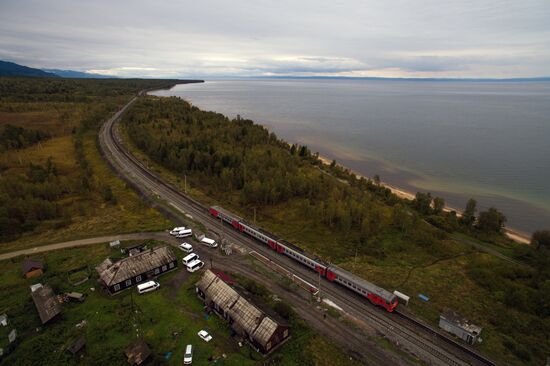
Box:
(184, 174), (187, 194)
(253, 207), (256, 225)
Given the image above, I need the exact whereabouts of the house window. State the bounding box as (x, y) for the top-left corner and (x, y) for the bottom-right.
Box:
(136, 275), (142, 282)
(266, 342), (272, 350)
(169, 262), (174, 269)
(114, 284), (121, 291)
(126, 279), (132, 287)
(162, 265), (167, 271)
(154, 268), (160, 275)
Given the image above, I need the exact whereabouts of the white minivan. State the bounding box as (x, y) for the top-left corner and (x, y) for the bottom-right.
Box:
(178, 242), (193, 253)
(137, 281), (160, 294)
(184, 344), (193, 364)
(200, 237), (218, 248)
(175, 229), (193, 238)
(182, 253), (199, 266)
(186, 259), (204, 273)
(169, 227), (186, 236)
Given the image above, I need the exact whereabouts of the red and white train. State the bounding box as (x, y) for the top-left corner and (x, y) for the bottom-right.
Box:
(209, 205), (398, 312)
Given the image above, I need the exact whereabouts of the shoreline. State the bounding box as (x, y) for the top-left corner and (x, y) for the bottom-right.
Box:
(150, 87), (532, 245)
(317, 155), (531, 244)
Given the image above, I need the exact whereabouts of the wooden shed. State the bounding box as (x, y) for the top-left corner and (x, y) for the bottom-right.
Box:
(125, 340), (151, 365)
(21, 259), (44, 279)
(31, 284), (62, 324)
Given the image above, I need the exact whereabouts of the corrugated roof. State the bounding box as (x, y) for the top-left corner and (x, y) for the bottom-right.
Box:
(31, 285), (62, 324)
(227, 297), (263, 335)
(441, 311), (482, 334)
(97, 246), (176, 286)
(252, 316), (278, 345)
(204, 277), (240, 309)
(196, 269), (217, 291)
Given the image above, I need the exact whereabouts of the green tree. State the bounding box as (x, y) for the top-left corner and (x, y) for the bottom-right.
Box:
(477, 207), (506, 233)
(461, 198), (477, 227)
(433, 197), (445, 214)
(531, 230), (550, 251)
(413, 192), (432, 215)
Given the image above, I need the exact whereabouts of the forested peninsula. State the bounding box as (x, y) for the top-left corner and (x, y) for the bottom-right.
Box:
(121, 95), (550, 365)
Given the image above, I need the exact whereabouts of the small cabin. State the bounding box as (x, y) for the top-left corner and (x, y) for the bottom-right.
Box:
(21, 259), (44, 279)
(439, 311), (482, 345)
(125, 340), (151, 366)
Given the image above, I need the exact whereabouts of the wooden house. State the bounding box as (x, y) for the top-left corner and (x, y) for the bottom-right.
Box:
(96, 246), (177, 295)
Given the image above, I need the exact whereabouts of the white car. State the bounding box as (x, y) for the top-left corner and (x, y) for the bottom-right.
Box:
(200, 237), (218, 248)
(178, 242), (193, 253)
(169, 227), (186, 236)
(175, 229), (193, 238)
(197, 330), (212, 342)
(183, 344), (193, 364)
(186, 259), (204, 273)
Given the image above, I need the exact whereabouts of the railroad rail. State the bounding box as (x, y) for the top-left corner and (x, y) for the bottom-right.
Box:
(99, 92), (499, 366)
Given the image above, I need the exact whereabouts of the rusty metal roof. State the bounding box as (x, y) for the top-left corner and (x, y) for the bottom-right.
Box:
(252, 316), (279, 345)
(31, 284), (62, 324)
(96, 246), (176, 286)
(203, 276), (240, 309)
(227, 297), (263, 335)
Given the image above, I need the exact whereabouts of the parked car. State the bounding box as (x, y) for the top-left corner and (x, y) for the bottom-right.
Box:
(186, 259), (204, 273)
(169, 227), (186, 236)
(178, 242), (193, 253)
(198, 330), (212, 342)
(175, 229), (193, 238)
(137, 281), (160, 294)
(200, 237), (217, 248)
(182, 253), (199, 266)
(184, 344), (193, 364)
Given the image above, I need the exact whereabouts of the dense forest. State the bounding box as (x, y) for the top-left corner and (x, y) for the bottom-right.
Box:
(0, 77), (181, 243)
(123, 96), (549, 365)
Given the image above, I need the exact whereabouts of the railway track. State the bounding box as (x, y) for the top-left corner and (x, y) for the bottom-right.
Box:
(99, 93), (498, 366)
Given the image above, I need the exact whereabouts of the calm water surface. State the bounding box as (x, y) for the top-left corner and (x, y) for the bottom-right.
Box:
(152, 79), (550, 235)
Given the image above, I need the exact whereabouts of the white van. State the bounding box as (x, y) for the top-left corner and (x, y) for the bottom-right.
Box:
(200, 237), (218, 248)
(182, 253), (199, 266)
(178, 242), (193, 253)
(186, 259), (204, 273)
(169, 227), (186, 236)
(175, 229), (193, 238)
(184, 344), (193, 364)
(137, 281), (160, 294)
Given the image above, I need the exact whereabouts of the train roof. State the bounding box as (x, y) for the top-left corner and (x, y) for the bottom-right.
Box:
(211, 205), (244, 221)
(241, 220), (280, 241)
(328, 265), (395, 302)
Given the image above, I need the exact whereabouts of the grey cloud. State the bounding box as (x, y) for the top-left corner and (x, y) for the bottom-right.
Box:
(0, 0), (549, 78)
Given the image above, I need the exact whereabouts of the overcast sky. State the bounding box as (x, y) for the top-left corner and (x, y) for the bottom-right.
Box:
(1, 0), (549, 78)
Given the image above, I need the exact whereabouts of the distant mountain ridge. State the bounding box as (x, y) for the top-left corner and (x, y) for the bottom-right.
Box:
(43, 69), (114, 78)
(0, 60), (58, 77)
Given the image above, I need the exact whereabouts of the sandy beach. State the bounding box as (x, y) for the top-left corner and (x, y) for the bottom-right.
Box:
(317, 155), (531, 244)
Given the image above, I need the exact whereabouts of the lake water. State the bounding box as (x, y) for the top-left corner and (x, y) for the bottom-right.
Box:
(151, 79), (550, 235)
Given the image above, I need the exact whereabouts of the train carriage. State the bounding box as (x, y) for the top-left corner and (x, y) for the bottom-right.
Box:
(326, 266), (398, 312)
(209, 205), (397, 312)
(210, 206), (244, 231)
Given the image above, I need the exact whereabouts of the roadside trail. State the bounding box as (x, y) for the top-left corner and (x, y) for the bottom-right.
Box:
(0, 232), (170, 261)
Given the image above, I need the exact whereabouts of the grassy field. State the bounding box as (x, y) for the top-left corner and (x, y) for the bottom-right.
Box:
(0, 241), (365, 366)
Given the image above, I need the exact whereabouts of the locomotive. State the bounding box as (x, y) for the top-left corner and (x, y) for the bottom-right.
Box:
(209, 205), (398, 312)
